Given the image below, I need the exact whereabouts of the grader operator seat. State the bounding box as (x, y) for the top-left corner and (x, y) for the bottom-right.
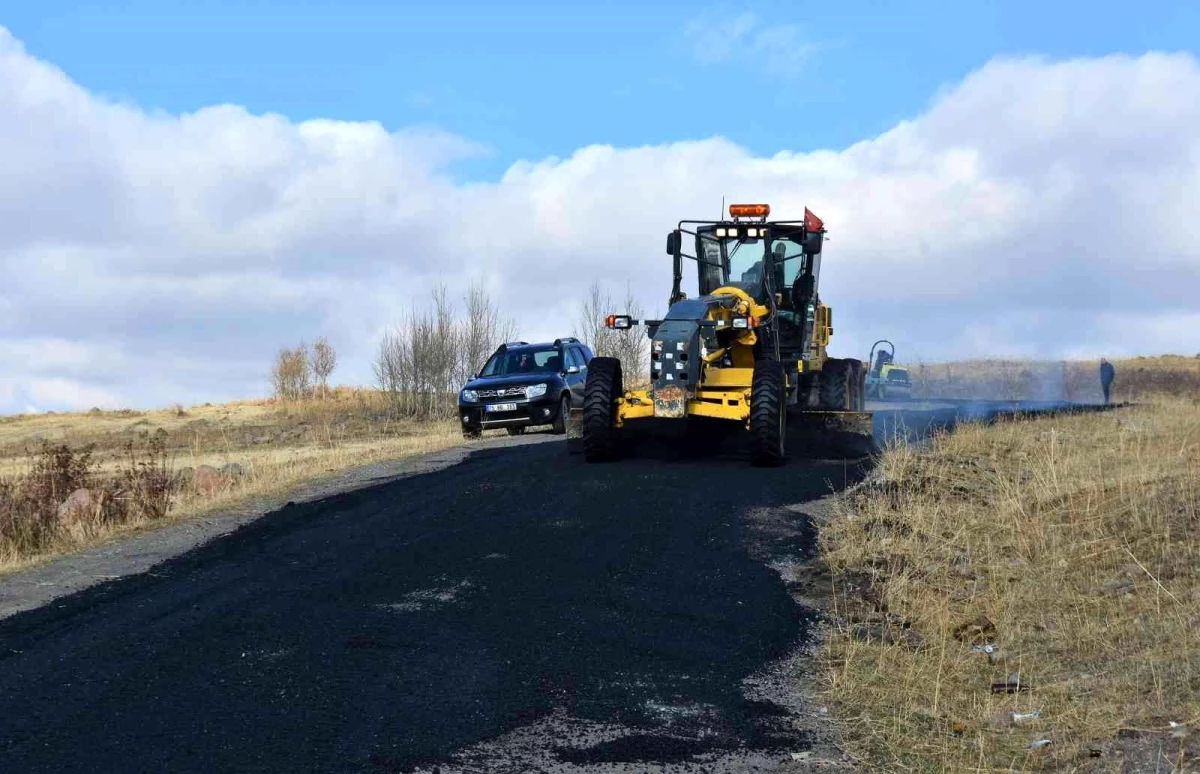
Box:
(872, 349), (892, 376)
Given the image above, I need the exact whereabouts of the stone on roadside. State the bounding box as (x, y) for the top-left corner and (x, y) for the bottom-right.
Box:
(192, 465), (231, 494)
(57, 488), (98, 524)
(173, 467), (194, 489)
(220, 462), (246, 479)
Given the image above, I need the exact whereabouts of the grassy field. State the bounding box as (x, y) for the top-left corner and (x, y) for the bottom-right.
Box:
(908, 354), (1200, 403)
(0, 388), (467, 574)
(818, 358), (1200, 772)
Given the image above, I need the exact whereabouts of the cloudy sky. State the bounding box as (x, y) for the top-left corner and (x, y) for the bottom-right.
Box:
(2, 2), (1199, 413)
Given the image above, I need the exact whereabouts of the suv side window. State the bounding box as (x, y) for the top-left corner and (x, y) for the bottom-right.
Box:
(576, 345), (593, 364)
(564, 347), (582, 370)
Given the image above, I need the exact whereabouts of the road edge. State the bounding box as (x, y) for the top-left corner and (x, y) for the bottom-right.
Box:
(0, 433), (557, 620)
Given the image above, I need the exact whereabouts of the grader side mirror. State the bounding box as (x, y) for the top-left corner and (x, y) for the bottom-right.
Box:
(666, 230), (681, 255)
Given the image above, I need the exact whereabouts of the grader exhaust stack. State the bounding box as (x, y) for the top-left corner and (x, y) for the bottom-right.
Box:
(577, 204), (873, 466)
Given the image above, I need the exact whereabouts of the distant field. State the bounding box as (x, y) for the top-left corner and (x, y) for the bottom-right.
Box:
(907, 354), (1200, 403)
(0, 388), (469, 573)
(818, 380), (1199, 770)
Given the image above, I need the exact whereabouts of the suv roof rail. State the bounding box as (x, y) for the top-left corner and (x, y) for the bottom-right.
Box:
(496, 340), (529, 353)
(553, 336), (580, 347)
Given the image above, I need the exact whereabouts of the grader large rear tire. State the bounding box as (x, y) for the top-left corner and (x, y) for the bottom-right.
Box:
(582, 357), (623, 462)
(750, 360), (786, 467)
(819, 358), (851, 410)
(848, 359), (866, 411)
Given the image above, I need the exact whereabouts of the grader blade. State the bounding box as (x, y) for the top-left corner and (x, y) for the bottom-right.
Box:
(787, 410), (877, 459)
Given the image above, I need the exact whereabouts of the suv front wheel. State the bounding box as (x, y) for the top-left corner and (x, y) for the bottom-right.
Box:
(552, 394), (569, 434)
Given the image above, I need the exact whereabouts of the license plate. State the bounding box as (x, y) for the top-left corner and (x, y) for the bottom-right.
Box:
(486, 403), (518, 412)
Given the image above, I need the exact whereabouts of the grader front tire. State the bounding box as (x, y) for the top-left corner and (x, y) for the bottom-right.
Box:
(582, 357), (623, 463)
(750, 360), (786, 467)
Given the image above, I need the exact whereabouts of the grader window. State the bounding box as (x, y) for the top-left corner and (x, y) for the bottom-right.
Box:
(697, 233), (725, 294)
(723, 236), (770, 303)
(727, 237), (765, 286)
(770, 237), (809, 296)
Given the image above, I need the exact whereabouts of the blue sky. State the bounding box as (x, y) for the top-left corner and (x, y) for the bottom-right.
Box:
(8, 0), (1198, 180)
(3, 2), (1200, 411)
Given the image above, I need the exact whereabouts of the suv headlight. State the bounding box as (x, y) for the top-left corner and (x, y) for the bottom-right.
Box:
(525, 383), (547, 399)
(461, 389), (478, 403)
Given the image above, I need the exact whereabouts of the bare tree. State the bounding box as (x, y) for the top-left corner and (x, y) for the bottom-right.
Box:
(612, 281), (648, 384)
(373, 325), (412, 414)
(499, 317), (520, 345)
(311, 337), (337, 399)
(573, 280), (617, 358)
(294, 340), (313, 398)
(374, 281), (522, 421)
(458, 280), (517, 383)
(573, 280), (646, 382)
(270, 343), (313, 402)
(270, 348), (291, 400)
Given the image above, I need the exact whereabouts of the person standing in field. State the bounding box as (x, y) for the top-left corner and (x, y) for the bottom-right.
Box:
(1099, 358), (1115, 404)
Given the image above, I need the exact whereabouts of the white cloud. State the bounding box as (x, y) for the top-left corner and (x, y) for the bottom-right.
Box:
(2, 25), (1200, 412)
(682, 10), (821, 75)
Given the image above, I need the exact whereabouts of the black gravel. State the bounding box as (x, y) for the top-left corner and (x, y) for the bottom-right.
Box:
(0, 435), (867, 773)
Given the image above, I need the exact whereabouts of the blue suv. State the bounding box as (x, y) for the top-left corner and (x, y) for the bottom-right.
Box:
(458, 337), (594, 438)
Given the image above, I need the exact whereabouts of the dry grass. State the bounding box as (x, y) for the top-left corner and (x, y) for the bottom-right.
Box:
(909, 355), (1200, 403)
(0, 387), (468, 574)
(818, 395), (1200, 772)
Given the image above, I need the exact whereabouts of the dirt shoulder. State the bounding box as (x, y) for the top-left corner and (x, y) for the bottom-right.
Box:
(0, 432), (553, 620)
(1, 393), (478, 575)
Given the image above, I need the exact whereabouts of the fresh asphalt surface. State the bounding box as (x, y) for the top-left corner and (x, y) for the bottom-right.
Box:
(0, 399), (1111, 773)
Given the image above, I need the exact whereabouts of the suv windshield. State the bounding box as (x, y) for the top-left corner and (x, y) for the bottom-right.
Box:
(480, 347), (563, 377)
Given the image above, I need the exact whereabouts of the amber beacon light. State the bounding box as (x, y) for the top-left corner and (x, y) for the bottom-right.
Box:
(728, 203), (770, 218)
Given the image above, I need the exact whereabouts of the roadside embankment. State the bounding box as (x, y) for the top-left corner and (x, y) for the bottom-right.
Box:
(816, 397), (1200, 771)
(0, 390), (467, 575)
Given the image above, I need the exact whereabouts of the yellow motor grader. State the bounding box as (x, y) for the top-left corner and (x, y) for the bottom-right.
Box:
(581, 203), (870, 466)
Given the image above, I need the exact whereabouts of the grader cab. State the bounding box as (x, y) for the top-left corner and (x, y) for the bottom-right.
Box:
(581, 203), (871, 466)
